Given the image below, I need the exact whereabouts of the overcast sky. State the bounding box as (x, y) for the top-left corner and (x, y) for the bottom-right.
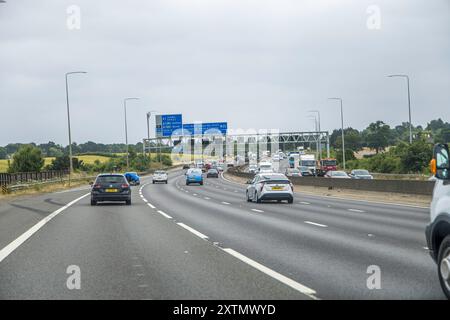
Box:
(0, 0), (449, 146)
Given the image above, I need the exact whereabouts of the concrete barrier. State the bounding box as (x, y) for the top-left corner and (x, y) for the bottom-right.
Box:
(226, 167), (435, 196)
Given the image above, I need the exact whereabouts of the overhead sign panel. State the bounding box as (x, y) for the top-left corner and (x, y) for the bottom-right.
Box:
(155, 114), (183, 137)
(182, 122), (227, 135)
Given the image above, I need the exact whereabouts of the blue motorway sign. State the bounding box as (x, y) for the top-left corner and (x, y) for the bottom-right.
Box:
(155, 114), (183, 137)
(182, 122), (227, 135)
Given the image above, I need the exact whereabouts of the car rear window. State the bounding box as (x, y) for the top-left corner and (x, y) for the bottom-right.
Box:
(261, 175), (289, 183)
(96, 176), (126, 184)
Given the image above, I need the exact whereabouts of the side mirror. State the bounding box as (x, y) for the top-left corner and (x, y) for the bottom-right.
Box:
(246, 180), (252, 184)
(89, 181), (93, 186)
(432, 143), (450, 179)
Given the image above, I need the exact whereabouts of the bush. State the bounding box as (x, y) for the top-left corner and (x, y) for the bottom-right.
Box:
(8, 145), (44, 173)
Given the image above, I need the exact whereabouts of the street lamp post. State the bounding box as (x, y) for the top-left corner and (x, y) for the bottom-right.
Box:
(124, 97), (140, 171)
(307, 115), (319, 159)
(309, 110), (321, 160)
(146, 110), (158, 160)
(65, 71), (87, 186)
(388, 74), (412, 143)
(328, 98), (345, 170)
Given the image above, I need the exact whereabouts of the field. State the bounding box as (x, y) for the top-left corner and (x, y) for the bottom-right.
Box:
(0, 155), (111, 173)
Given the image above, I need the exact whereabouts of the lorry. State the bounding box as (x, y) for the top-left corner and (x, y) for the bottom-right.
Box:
(316, 158), (337, 177)
(288, 153), (299, 168)
(299, 154), (316, 174)
(426, 143), (450, 299)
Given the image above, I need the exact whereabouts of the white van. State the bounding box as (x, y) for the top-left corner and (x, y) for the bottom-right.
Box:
(426, 143), (450, 299)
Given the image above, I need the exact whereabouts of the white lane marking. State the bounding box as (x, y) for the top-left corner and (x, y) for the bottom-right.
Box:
(193, 193), (197, 196)
(299, 201), (310, 205)
(147, 203), (155, 209)
(138, 284), (148, 288)
(304, 221), (328, 228)
(221, 201), (231, 205)
(177, 223), (208, 239)
(423, 246), (429, 250)
(204, 197), (210, 200)
(251, 209), (264, 213)
(157, 210), (172, 219)
(133, 264), (143, 267)
(0, 193), (90, 263)
(222, 248), (318, 299)
(143, 199), (148, 203)
(348, 209), (365, 213)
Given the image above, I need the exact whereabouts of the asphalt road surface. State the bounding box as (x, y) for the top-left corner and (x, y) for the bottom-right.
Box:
(0, 168), (446, 299)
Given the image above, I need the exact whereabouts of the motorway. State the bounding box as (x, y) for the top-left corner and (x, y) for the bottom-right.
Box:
(0, 167), (446, 299)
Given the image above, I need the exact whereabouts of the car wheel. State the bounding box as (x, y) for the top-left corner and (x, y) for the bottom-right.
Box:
(200, 182), (204, 185)
(255, 191), (261, 203)
(165, 180), (168, 184)
(287, 198), (293, 204)
(437, 235), (450, 299)
(152, 181), (155, 184)
(90, 199), (97, 206)
(126, 199), (131, 205)
(186, 182), (189, 186)
(246, 191), (252, 202)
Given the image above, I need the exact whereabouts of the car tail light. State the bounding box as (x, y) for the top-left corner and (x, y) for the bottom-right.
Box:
(93, 184), (101, 189)
(121, 184), (129, 189)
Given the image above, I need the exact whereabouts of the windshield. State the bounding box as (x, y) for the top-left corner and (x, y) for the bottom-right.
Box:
(301, 160), (315, 166)
(353, 170), (369, 175)
(96, 176), (126, 184)
(333, 171), (347, 176)
(322, 160), (337, 166)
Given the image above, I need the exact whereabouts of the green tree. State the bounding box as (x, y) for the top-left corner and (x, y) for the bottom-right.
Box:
(397, 139), (433, 173)
(363, 121), (392, 153)
(8, 145), (44, 173)
(0, 147), (7, 159)
(49, 155), (83, 171)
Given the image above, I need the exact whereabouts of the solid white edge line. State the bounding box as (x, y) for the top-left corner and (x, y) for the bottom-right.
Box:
(177, 223), (208, 239)
(157, 210), (172, 219)
(0, 193), (90, 263)
(221, 201), (231, 205)
(222, 248), (318, 299)
(147, 203), (156, 209)
(304, 221), (328, 228)
(251, 209), (264, 213)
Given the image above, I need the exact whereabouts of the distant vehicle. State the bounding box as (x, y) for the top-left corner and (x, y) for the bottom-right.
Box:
(349, 169), (373, 179)
(299, 154), (316, 174)
(298, 166), (314, 177)
(285, 168), (301, 177)
(124, 172), (140, 185)
(90, 174), (131, 206)
(258, 161), (273, 173)
(279, 152), (287, 159)
(288, 153), (299, 168)
(206, 168), (219, 178)
(317, 158), (337, 176)
(152, 170), (168, 184)
(186, 168), (203, 185)
(272, 154), (280, 161)
(426, 143), (450, 299)
(216, 163), (225, 171)
(182, 164), (190, 170)
(226, 161), (235, 168)
(324, 170), (350, 179)
(246, 173), (294, 203)
(248, 164), (258, 174)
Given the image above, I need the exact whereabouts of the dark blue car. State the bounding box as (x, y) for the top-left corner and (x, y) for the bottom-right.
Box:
(124, 172), (140, 185)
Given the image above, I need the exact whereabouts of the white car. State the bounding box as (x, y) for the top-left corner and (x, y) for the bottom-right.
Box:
(152, 170), (168, 184)
(248, 164), (258, 174)
(426, 143), (450, 299)
(258, 161), (273, 173)
(246, 173), (294, 203)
